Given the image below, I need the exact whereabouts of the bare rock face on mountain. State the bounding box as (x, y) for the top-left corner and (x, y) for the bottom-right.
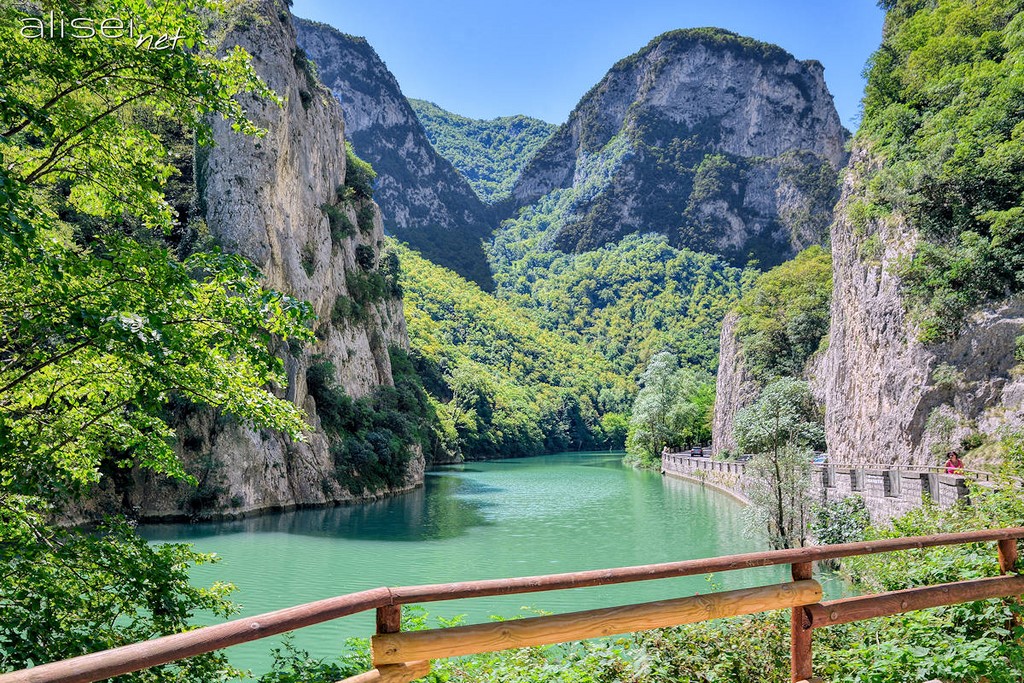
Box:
(294, 19), (496, 289)
(711, 313), (760, 455)
(822, 150), (1024, 466)
(509, 29), (848, 268)
(130, 0), (420, 520)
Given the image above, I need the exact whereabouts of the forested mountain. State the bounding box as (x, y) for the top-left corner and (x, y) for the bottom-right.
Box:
(488, 232), (751, 378)
(294, 19), (496, 289)
(506, 28), (848, 268)
(408, 99), (555, 204)
(397, 244), (631, 460)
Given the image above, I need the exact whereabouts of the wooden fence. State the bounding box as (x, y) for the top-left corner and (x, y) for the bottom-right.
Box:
(2, 528), (1022, 683)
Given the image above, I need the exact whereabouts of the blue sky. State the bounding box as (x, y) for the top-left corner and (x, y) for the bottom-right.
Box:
(292, 0), (885, 131)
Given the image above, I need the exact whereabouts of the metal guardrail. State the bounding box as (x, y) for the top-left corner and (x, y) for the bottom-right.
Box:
(1, 529), (1022, 683)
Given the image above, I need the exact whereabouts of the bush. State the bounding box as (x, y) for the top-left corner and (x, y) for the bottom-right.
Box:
(305, 349), (436, 494)
(322, 203), (354, 244)
(355, 244), (376, 270)
(811, 495), (870, 547)
(931, 362), (964, 389)
(344, 143), (376, 200)
(357, 202), (376, 234)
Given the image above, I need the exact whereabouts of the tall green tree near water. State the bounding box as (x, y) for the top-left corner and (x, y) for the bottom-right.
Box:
(0, 0), (309, 677)
(625, 352), (714, 465)
(734, 378), (823, 549)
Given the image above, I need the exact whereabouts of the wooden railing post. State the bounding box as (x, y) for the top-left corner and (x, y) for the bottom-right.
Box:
(377, 604), (402, 635)
(998, 538), (1018, 574)
(790, 562), (813, 683)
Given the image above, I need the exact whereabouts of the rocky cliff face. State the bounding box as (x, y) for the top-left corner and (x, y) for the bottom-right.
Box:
(711, 312), (760, 455)
(509, 29), (848, 268)
(822, 149), (1024, 466)
(294, 19), (496, 289)
(130, 0), (420, 520)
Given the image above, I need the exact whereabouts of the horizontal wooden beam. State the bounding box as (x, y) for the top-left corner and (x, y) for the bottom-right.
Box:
(337, 661), (430, 683)
(806, 575), (1024, 628)
(388, 527), (1024, 605)
(373, 580), (822, 665)
(0, 588), (394, 683)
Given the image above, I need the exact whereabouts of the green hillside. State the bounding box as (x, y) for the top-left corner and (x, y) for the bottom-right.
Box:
(396, 243), (632, 460)
(409, 99), (555, 203)
(489, 218), (752, 378)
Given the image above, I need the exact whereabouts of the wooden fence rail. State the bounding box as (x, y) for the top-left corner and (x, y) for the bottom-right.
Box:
(2, 528), (1022, 683)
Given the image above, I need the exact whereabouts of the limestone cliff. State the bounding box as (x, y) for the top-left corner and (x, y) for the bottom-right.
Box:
(508, 29), (848, 268)
(822, 150), (1024, 466)
(130, 0), (421, 520)
(294, 19), (496, 289)
(711, 313), (759, 455)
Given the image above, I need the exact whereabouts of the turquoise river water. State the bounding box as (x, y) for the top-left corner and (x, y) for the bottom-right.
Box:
(140, 452), (835, 675)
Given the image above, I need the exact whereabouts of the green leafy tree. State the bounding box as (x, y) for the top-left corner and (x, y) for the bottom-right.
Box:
(626, 352), (715, 465)
(734, 378), (824, 548)
(734, 245), (832, 382)
(0, 0), (315, 678)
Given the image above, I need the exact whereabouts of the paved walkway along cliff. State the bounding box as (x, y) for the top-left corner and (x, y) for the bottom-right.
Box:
(661, 453), (973, 525)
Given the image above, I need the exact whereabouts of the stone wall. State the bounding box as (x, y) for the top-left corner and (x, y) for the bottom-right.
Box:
(662, 454), (970, 526)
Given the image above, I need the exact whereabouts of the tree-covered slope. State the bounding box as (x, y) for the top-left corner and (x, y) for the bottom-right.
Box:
(855, 0), (1024, 340)
(408, 99), (555, 204)
(396, 244), (632, 459)
(505, 28), (848, 269)
(488, 224), (751, 378)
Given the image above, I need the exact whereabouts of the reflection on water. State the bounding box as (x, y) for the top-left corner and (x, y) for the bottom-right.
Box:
(139, 452), (805, 675)
(144, 474), (494, 543)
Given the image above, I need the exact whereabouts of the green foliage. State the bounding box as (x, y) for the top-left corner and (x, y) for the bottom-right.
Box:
(343, 142), (376, 200)
(811, 495), (870, 546)
(735, 378), (824, 548)
(409, 99), (555, 203)
(301, 243), (315, 277)
(258, 638), (348, 683)
(323, 202), (355, 244)
(734, 378), (825, 457)
(858, 0), (1024, 339)
(0, 1), (315, 677)
(1015, 334), (1024, 362)
(625, 352), (715, 465)
(357, 202), (376, 234)
(931, 362), (965, 389)
(306, 348), (434, 493)
(734, 245), (832, 382)
(398, 242), (630, 461)
(1, 508), (241, 680)
(355, 244), (376, 270)
(490, 229), (750, 379)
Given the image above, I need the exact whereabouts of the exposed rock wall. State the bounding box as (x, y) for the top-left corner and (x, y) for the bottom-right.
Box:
(509, 29), (849, 268)
(294, 19), (496, 289)
(822, 149), (1024, 466)
(130, 0), (420, 520)
(711, 312), (760, 455)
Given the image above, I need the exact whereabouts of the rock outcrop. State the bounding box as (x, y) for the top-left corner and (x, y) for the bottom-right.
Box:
(129, 0), (420, 520)
(822, 150), (1024, 466)
(294, 19), (496, 289)
(508, 29), (848, 268)
(711, 313), (760, 455)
